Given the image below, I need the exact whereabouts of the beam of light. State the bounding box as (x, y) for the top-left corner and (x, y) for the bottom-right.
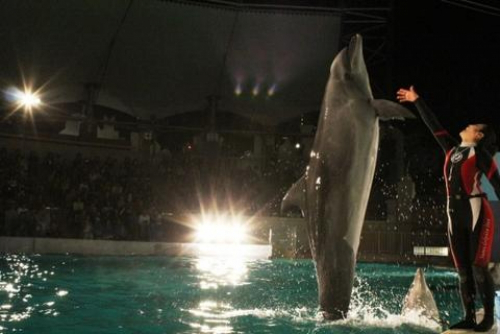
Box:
(267, 84), (276, 97)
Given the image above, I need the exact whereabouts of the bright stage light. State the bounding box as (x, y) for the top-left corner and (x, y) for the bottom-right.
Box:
(6, 87), (42, 113)
(195, 214), (248, 244)
(18, 91), (41, 109)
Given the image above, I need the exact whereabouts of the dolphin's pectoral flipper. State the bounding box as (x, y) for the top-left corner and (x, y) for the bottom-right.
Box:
(371, 99), (416, 120)
(281, 174), (306, 217)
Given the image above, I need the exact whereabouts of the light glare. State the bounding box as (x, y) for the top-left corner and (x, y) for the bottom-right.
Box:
(5, 87), (42, 113)
(195, 214), (248, 244)
(19, 91), (41, 108)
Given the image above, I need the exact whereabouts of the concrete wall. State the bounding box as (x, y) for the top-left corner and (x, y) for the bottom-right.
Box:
(0, 237), (272, 258)
(0, 237), (186, 256)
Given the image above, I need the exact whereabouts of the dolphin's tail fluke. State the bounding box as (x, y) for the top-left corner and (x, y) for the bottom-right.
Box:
(372, 99), (416, 120)
(281, 174), (306, 217)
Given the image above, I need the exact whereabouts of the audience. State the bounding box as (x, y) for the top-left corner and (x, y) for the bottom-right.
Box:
(0, 145), (302, 241)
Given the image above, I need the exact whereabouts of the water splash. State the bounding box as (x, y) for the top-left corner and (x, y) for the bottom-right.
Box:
(0, 255), (457, 333)
(185, 284), (443, 334)
(342, 275), (442, 332)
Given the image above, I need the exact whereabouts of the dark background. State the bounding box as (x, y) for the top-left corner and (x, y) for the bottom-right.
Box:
(392, 0), (500, 134)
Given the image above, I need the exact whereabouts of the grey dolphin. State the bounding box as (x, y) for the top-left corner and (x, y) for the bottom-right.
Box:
(402, 268), (440, 325)
(281, 34), (414, 319)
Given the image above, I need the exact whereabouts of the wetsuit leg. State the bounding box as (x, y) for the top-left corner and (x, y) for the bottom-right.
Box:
(448, 199), (476, 329)
(472, 201), (496, 332)
(473, 266), (495, 331)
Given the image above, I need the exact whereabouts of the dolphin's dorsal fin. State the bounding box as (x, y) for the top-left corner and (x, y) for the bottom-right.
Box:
(372, 99), (416, 121)
(401, 268), (441, 329)
(281, 174), (306, 217)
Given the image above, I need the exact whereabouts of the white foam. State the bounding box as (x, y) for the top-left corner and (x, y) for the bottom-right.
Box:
(340, 276), (442, 332)
(185, 299), (442, 332)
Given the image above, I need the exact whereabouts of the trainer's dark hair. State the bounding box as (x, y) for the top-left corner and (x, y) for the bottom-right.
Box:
(478, 124), (498, 156)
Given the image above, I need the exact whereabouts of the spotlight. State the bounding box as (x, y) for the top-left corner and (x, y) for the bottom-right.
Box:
(6, 87), (42, 113)
(252, 85), (260, 96)
(195, 214), (248, 244)
(235, 84), (242, 96)
(18, 91), (41, 109)
(267, 84), (276, 97)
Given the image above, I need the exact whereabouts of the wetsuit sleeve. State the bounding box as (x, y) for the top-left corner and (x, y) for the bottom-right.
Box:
(414, 98), (457, 153)
(477, 150), (500, 199)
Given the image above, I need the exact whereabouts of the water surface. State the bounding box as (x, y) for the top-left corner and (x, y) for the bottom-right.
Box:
(0, 247), (461, 333)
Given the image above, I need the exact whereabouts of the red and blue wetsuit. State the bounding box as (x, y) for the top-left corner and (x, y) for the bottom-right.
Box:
(415, 98), (500, 324)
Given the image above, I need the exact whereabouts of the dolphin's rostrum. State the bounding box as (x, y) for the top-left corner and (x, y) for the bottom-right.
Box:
(281, 34), (414, 320)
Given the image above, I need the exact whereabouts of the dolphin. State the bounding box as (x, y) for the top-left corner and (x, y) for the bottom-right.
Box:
(281, 34), (414, 319)
(402, 268), (440, 326)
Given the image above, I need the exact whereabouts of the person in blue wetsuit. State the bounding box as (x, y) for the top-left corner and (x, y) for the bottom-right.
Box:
(397, 86), (500, 332)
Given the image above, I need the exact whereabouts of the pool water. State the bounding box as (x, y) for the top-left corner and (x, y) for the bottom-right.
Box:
(0, 247), (464, 333)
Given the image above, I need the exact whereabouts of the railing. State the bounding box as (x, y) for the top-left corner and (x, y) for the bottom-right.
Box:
(358, 230), (451, 265)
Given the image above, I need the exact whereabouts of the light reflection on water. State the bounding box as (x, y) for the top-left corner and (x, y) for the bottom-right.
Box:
(187, 300), (234, 334)
(0, 252), (461, 334)
(0, 255), (61, 324)
(188, 244), (255, 333)
(195, 244), (251, 289)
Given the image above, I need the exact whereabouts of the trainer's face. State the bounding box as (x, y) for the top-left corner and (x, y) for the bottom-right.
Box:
(460, 124), (485, 143)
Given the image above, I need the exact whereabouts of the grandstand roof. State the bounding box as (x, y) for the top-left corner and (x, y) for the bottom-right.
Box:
(2, 0), (377, 124)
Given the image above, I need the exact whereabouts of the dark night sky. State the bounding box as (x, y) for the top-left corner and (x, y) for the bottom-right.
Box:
(392, 0), (500, 135)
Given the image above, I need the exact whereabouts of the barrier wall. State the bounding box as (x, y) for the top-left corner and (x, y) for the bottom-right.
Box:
(0, 237), (185, 256)
(0, 237), (273, 258)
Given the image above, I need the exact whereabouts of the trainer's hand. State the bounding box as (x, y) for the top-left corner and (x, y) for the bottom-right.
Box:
(397, 85), (419, 103)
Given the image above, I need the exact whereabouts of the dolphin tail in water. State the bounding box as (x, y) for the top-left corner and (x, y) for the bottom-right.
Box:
(372, 99), (416, 120)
